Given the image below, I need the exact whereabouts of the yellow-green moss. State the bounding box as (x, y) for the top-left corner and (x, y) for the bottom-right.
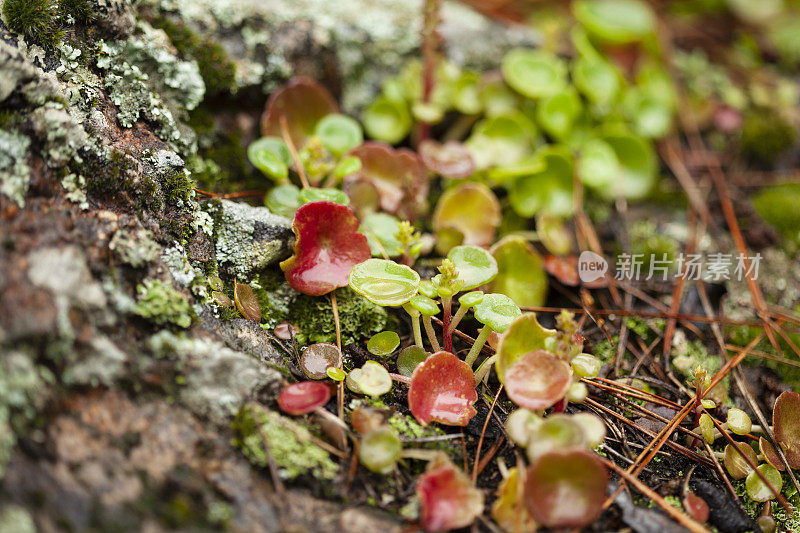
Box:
(2, 0), (63, 47)
(134, 279), (194, 329)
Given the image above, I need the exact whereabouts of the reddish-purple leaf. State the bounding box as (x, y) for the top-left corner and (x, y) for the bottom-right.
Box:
(345, 142), (428, 219)
(260, 77), (338, 149)
(543, 255), (580, 286)
(408, 351), (478, 426)
(505, 350), (572, 410)
(419, 139), (476, 180)
(759, 437), (785, 471)
(417, 454), (484, 532)
(683, 492), (710, 523)
(524, 449), (608, 528)
(280, 201), (371, 296)
(773, 390), (800, 468)
(277, 381), (332, 415)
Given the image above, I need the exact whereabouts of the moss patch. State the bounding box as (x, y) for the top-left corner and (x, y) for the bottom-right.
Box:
(740, 109), (795, 164)
(253, 270), (389, 346)
(134, 279), (194, 328)
(231, 405), (337, 480)
(2, 0), (63, 47)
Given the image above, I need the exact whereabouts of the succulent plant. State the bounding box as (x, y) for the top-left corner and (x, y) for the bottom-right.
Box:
(416, 454), (484, 532)
(281, 201), (371, 296)
(495, 313), (556, 382)
(349, 258), (420, 307)
(465, 293), (522, 366)
(504, 349), (572, 410)
(408, 351), (478, 426)
(277, 381), (332, 415)
(524, 449), (608, 528)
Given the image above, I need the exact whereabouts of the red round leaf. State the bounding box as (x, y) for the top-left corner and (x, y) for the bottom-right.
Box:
(419, 139), (476, 180)
(773, 390), (800, 468)
(260, 77), (338, 149)
(280, 201), (371, 296)
(417, 454), (484, 532)
(683, 492), (710, 523)
(524, 449), (608, 529)
(408, 351), (478, 426)
(345, 141), (428, 219)
(277, 381), (332, 415)
(505, 350), (572, 410)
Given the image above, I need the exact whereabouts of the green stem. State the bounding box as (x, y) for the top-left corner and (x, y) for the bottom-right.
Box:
(465, 326), (491, 367)
(422, 315), (440, 352)
(411, 314), (424, 348)
(473, 355), (497, 385)
(447, 304), (469, 335)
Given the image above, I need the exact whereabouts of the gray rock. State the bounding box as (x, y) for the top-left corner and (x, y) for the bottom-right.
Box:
(213, 199), (294, 278)
(147, 331), (283, 425)
(27, 246), (106, 309)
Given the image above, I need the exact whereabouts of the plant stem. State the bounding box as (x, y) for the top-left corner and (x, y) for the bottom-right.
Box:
(447, 304), (469, 335)
(411, 314), (424, 348)
(442, 295), (453, 352)
(422, 316), (440, 351)
(331, 291), (344, 420)
(401, 448), (441, 461)
(473, 355), (497, 385)
(417, 0), (441, 146)
(465, 326), (491, 367)
(279, 115), (310, 189)
(388, 372), (411, 384)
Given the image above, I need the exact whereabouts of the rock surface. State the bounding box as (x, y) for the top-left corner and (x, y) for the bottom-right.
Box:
(0, 0), (535, 529)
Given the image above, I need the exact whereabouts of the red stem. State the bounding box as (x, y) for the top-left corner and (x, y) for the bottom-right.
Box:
(443, 298), (453, 352)
(389, 373), (411, 384)
(552, 398), (567, 413)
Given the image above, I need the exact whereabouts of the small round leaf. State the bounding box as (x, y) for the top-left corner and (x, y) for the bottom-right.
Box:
(349, 258), (420, 307)
(367, 331), (401, 357)
(447, 245), (499, 290)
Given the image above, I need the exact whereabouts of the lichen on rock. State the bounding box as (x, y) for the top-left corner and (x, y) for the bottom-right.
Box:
(232, 404), (338, 480)
(134, 278), (195, 328)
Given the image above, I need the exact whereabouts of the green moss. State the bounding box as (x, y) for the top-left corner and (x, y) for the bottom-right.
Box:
(231, 405), (337, 480)
(629, 221), (680, 275)
(58, 0), (92, 24)
(134, 279), (195, 329)
(187, 107), (252, 192)
(253, 271), (389, 346)
(740, 109), (796, 164)
(752, 183), (800, 244)
(154, 17), (237, 96)
(162, 169), (196, 205)
(2, 0), (63, 47)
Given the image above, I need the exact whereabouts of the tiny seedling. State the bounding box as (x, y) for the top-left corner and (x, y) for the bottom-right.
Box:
(416, 454), (484, 532)
(367, 330), (401, 357)
(407, 351), (478, 426)
(277, 381), (332, 415)
(523, 449), (608, 529)
(465, 293), (521, 367)
(300, 343), (341, 380)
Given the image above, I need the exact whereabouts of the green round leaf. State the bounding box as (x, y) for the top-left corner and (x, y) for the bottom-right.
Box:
(508, 146), (574, 217)
(362, 97), (412, 144)
(573, 58), (620, 105)
(597, 131), (657, 200)
(299, 187), (351, 205)
(724, 442), (758, 479)
(409, 295), (440, 316)
(465, 112), (537, 170)
(745, 464), (783, 502)
(360, 212), (402, 258)
(418, 280), (438, 299)
(333, 155), (362, 180)
(266, 184), (302, 218)
(447, 245), (499, 290)
(573, 0), (656, 44)
(397, 346), (429, 377)
(571, 354), (602, 378)
(349, 258), (420, 306)
(502, 49), (568, 99)
(578, 138), (619, 190)
(726, 408), (752, 435)
(315, 114), (363, 156)
(458, 291), (484, 308)
(536, 89), (582, 140)
(495, 313), (556, 383)
(359, 426), (402, 474)
(327, 367), (346, 381)
(350, 361), (392, 397)
(248, 137), (292, 181)
(367, 331), (401, 357)
(473, 293), (521, 333)
(489, 235), (548, 308)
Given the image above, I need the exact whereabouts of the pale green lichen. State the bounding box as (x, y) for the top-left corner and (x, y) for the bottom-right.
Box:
(231, 404), (337, 480)
(95, 24), (204, 146)
(109, 228), (161, 268)
(0, 504), (36, 533)
(0, 351), (54, 477)
(134, 279), (194, 328)
(0, 129), (31, 206)
(29, 102), (88, 166)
